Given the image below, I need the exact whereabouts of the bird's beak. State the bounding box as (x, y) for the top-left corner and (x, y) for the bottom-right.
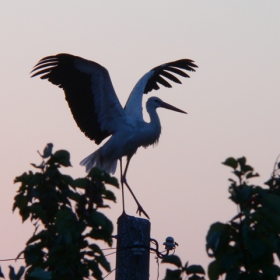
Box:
(160, 101), (187, 114)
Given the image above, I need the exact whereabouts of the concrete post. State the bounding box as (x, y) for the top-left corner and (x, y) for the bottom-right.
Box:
(115, 214), (150, 280)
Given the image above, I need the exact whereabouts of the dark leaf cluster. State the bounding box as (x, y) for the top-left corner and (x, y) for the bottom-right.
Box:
(0, 266), (21, 280)
(161, 255), (205, 280)
(206, 157), (280, 280)
(13, 144), (118, 280)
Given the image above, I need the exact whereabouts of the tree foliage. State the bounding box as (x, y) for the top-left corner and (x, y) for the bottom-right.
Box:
(162, 255), (205, 280)
(4, 144), (280, 280)
(163, 156), (280, 280)
(206, 156), (280, 280)
(12, 144), (118, 280)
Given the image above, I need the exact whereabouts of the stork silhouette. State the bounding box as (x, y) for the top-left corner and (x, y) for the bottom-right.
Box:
(31, 53), (197, 218)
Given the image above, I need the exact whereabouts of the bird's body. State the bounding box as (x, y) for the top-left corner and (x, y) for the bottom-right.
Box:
(31, 53), (197, 218)
(81, 96), (164, 174)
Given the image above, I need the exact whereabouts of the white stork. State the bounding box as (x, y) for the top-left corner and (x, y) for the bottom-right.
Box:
(31, 53), (197, 219)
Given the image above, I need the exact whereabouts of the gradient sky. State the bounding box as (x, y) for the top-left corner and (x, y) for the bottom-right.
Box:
(1, 1), (280, 279)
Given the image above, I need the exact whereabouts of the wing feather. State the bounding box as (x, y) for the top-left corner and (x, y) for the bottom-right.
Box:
(165, 66), (190, 77)
(160, 70), (182, 84)
(144, 59), (197, 94)
(156, 76), (172, 88)
(124, 58), (197, 120)
(31, 53), (126, 144)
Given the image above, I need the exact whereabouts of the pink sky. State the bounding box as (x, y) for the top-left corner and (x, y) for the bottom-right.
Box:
(1, 1), (280, 278)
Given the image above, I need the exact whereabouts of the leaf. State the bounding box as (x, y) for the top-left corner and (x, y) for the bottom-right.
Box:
(245, 171), (259, 179)
(262, 264), (280, 278)
(29, 203), (44, 220)
(95, 255), (111, 272)
(103, 190), (117, 202)
(16, 267), (25, 279)
(91, 211), (107, 226)
(220, 251), (242, 271)
(163, 268), (182, 280)
(72, 178), (89, 189)
(89, 168), (119, 188)
(8, 266), (25, 280)
(237, 157), (254, 173)
(20, 206), (31, 222)
(14, 172), (31, 184)
(89, 244), (103, 255)
(186, 265), (205, 275)
(263, 193), (280, 213)
(208, 260), (222, 280)
(188, 275), (205, 280)
(30, 162), (45, 170)
(87, 211), (113, 246)
(232, 170), (243, 178)
(224, 268), (239, 280)
(55, 208), (77, 234)
(87, 260), (103, 280)
(9, 266), (16, 280)
(91, 212), (113, 234)
(27, 230), (49, 245)
(245, 238), (268, 260)
(222, 158), (238, 169)
(229, 185), (251, 204)
(162, 255), (182, 268)
(237, 157), (246, 167)
(61, 174), (74, 185)
(48, 150), (71, 167)
(206, 222), (230, 257)
(41, 143), (53, 158)
(0, 266), (4, 279)
(88, 167), (103, 177)
(24, 244), (44, 265)
(206, 232), (220, 257)
(13, 194), (28, 212)
(28, 268), (52, 280)
(102, 174), (119, 188)
(30, 173), (44, 186)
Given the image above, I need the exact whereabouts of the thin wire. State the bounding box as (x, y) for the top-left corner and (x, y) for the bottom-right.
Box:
(104, 251), (117, 257)
(103, 268), (115, 279)
(103, 249), (132, 279)
(105, 233), (154, 279)
(101, 247), (117, 251)
(156, 256), (160, 280)
(0, 258), (24, 262)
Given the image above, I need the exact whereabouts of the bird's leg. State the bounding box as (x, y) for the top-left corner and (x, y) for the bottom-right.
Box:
(119, 159), (126, 215)
(121, 157), (150, 219)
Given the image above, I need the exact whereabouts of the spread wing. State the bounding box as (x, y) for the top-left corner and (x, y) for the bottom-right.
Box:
(31, 53), (127, 144)
(124, 59), (197, 120)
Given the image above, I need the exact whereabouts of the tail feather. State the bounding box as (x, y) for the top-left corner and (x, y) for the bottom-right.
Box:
(80, 150), (117, 174)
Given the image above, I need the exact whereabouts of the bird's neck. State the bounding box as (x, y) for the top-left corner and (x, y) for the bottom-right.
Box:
(147, 107), (161, 130)
(138, 108), (161, 148)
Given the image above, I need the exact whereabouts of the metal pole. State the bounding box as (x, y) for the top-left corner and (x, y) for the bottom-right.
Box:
(115, 214), (150, 280)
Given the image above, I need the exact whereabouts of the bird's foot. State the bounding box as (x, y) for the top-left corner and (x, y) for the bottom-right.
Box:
(136, 204), (150, 220)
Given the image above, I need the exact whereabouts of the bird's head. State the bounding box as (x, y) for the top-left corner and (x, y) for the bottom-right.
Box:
(146, 97), (187, 114)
